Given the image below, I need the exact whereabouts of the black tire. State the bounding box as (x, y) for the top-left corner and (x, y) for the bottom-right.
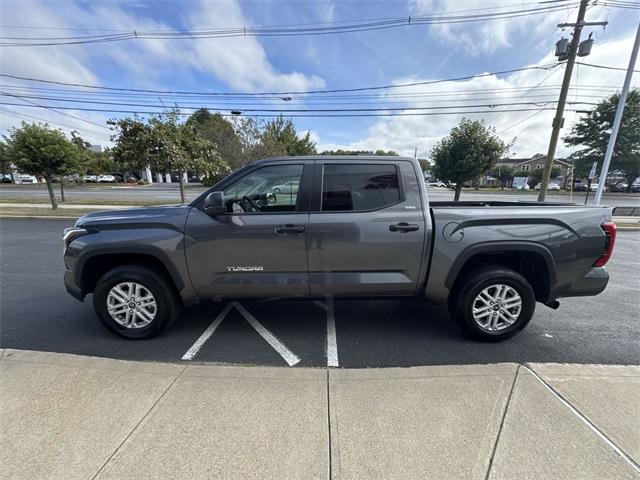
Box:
(273, 187), (281, 194)
(93, 264), (180, 339)
(450, 266), (535, 342)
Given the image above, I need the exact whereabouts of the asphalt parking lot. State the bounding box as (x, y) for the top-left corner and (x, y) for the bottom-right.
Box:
(1, 217), (638, 368)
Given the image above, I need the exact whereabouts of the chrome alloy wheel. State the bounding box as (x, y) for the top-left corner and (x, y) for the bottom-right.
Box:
(472, 284), (522, 332)
(106, 282), (157, 329)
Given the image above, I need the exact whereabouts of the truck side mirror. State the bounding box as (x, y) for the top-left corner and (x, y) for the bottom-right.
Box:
(203, 191), (226, 215)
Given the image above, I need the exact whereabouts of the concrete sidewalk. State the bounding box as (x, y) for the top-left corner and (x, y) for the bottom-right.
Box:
(1, 349), (638, 480)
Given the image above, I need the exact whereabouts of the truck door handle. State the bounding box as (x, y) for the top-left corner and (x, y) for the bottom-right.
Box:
(275, 224), (305, 234)
(389, 222), (419, 232)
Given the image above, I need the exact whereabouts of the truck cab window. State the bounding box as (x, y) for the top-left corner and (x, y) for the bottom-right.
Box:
(222, 164), (303, 213)
(322, 164), (400, 212)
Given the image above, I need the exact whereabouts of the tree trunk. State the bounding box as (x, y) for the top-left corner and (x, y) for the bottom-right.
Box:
(454, 183), (463, 202)
(626, 176), (634, 193)
(179, 171), (186, 203)
(44, 175), (58, 209)
(59, 181), (66, 202)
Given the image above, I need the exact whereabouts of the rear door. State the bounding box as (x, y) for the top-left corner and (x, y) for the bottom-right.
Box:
(185, 161), (312, 299)
(307, 159), (427, 297)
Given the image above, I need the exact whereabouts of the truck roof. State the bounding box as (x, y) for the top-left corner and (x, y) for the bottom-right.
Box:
(253, 155), (415, 164)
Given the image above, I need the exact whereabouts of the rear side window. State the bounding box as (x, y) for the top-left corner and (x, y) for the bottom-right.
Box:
(321, 164), (400, 212)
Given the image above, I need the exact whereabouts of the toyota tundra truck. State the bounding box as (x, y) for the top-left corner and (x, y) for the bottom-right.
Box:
(63, 156), (616, 341)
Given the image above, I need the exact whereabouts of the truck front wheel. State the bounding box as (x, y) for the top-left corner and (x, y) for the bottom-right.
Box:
(450, 266), (535, 341)
(93, 264), (180, 339)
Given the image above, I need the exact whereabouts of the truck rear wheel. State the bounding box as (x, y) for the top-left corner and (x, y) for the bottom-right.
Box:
(93, 264), (180, 339)
(450, 266), (535, 341)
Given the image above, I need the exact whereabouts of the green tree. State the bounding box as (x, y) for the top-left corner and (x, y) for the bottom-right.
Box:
(431, 119), (509, 201)
(564, 89), (640, 192)
(187, 109), (244, 169)
(71, 131), (115, 180)
(3, 122), (79, 209)
(232, 117), (286, 162)
(261, 116), (316, 156)
(0, 140), (12, 179)
(147, 110), (226, 203)
(108, 115), (152, 173)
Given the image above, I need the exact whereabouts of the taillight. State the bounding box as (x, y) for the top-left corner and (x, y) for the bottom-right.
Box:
(593, 222), (616, 267)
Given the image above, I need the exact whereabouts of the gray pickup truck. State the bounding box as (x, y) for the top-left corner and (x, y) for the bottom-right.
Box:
(63, 156), (616, 341)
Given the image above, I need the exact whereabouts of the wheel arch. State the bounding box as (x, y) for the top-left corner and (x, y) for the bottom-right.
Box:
(446, 242), (556, 303)
(77, 248), (184, 298)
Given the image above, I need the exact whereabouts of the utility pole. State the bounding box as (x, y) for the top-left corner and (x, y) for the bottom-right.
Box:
(594, 22), (640, 206)
(537, 0), (607, 202)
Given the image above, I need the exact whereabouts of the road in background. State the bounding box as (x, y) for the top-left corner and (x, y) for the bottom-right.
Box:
(1, 218), (638, 367)
(1, 183), (639, 206)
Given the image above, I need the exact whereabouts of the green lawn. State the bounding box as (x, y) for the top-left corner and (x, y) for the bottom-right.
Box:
(0, 206), (95, 218)
(0, 196), (169, 206)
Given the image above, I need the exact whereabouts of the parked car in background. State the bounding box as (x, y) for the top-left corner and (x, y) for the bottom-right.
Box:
(631, 183), (640, 193)
(535, 182), (561, 191)
(18, 174), (37, 184)
(607, 183), (628, 193)
(0, 173), (13, 183)
(574, 182), (598, 192)
(83, 175), (98, 183)
(271, 180), (299, 194)
(426, 180), (447, 188)
(98, 175), (117, 183)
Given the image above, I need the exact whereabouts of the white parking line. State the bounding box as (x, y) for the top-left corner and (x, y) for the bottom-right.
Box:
(233, 302), (301, 367)
(315, 298), (339, 367)
(326, 298), (339, 367)
(181, 302), (234, 361)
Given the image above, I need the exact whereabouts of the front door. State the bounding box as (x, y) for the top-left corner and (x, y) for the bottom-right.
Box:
(308, 160), (427, 296)
(185, 162), (312, 299)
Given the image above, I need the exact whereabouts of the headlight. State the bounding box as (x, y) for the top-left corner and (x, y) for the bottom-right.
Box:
(63, 227), (89, 254)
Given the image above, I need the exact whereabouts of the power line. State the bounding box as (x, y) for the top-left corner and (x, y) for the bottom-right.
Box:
(0, 90), (110, 130)
(0, 3), (581, 47)
(0, 106), (95, 133)
(0, 1), (577, 33)
(0, 64), (560, 96)
(0, 93), (599, 111)
(576, 61), (640, 72)
(0, 91), (609, 108)
(497, 109), (548, 134)
(0, 82), (616, 102)
(0, 102), (568, 117)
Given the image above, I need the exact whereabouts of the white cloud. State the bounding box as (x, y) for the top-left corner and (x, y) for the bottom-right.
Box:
(185, 0), (325, 92)
(316, 33), (640, 159)
(408, 0), (608, 56)
(0, 0), (326, 144)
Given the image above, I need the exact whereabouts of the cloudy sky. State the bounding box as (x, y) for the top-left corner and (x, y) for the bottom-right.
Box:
(0, 0), (638, 159)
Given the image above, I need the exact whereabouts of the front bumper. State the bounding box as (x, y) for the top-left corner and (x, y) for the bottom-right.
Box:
(64, 269), (84, 301)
